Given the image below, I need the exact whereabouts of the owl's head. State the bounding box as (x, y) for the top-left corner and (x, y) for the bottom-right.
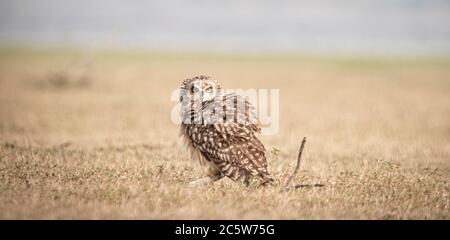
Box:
(180, 75), (221, 104)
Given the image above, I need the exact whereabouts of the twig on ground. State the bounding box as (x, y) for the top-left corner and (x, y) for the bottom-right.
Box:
(284, 137), (307, 189)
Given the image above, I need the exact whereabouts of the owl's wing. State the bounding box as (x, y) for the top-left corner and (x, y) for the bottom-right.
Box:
(199, 133), (270, 184)
(198, 93), (271, 183)
(210, 93), (261, 142)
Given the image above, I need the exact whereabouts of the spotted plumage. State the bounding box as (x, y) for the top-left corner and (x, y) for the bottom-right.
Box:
(179, 75), (273, 186)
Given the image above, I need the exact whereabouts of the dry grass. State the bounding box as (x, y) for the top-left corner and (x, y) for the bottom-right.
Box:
(0, 48), (449, 219)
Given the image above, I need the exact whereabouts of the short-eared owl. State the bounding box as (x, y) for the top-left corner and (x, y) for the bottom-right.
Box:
(179, 75), (273, 187)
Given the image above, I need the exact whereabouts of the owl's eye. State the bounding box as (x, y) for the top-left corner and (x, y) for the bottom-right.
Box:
(205, 86), (213, 93)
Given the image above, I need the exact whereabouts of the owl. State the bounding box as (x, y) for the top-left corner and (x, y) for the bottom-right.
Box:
(179, 75), (274, 187)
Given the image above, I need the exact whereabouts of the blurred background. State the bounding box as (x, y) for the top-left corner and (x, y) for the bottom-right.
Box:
(1, 0), (450, 56)
(1, 0), (450, 219)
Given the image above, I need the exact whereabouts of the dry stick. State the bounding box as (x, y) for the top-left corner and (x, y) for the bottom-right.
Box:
(284, 137), (307, 189)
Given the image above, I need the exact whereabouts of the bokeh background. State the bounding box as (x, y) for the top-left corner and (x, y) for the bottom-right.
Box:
(1, 0), (450, 56)
(0, 1), (449, 219)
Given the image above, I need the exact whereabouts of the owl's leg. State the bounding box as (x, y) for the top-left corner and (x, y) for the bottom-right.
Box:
(189, 165), (224, 187)
(188, 175), (220, 187)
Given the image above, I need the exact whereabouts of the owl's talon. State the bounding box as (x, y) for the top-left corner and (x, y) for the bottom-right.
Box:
(189, 177), (213, 187)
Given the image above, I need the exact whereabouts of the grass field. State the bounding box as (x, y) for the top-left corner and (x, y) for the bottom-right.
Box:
(0, 48), (449, 219)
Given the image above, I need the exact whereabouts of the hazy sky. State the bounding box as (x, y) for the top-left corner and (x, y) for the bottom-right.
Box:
(1, 0), (449, 56)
